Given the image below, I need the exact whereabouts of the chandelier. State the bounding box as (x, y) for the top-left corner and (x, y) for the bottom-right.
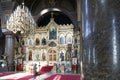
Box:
(6, 3), (36, 34)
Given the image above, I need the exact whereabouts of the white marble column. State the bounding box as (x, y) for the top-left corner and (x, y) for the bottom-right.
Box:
(5, 35), (14, 71)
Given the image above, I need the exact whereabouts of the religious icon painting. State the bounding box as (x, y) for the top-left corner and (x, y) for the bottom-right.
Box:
(49, 26), (57, 40)
(35, 38), (40, 45)
(29, 38), (32, 45)
(66, 34), (72, 44)
(66, 61), (71, 72)
(59, 34), (65, 44)
(28, 50), (32, 61)
(35, 53), (40, 61)
(42, 52), (46, 61)
(59, 51), (65, 61)
(41, 37), (46, 45)
(40, 49), (47, 61)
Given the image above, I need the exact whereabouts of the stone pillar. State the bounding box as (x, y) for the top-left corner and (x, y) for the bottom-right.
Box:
(77, 0), (83, 77)
(5, 35), (14, 71)
(82, 0), (120, 80)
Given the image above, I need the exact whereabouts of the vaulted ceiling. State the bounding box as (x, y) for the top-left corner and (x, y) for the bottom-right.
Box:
(14, 0), (77, 27)
(15, 0), (77, 15)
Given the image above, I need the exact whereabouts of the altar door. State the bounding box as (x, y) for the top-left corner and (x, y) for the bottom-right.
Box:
(48, 48), (57, 65)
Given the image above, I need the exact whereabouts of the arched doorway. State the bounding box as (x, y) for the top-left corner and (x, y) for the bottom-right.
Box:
(48, 48), (57, 65)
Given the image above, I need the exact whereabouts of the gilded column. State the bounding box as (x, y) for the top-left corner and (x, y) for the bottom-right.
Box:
(82, 0), (120, 79)
(5, 35), (14, 71)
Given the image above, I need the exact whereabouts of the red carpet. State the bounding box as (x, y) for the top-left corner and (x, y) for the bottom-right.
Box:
(14, 74), (39, 80)
(0, 66), (53, 80)
(0, 73), (40, 80)
(0, 72), (14, 77)
(45, 74), (81, 80)
(0, 72), (81, 80)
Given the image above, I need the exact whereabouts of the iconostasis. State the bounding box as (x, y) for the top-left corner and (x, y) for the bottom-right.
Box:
(14, 18), (80, 73)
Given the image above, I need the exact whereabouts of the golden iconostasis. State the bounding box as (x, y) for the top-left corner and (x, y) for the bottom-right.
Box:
(14, 18), (80, 72)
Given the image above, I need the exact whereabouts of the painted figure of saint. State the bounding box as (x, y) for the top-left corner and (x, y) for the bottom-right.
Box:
(42, 37), (46, 45)
(42, 52), (46, 61)
(49, 27), (57, 39)
(66, 51), (71, 61)
(60, 36), (64, 44)
(60, 51), (64, 61)
(65, 63), (71, 72)
(35, 38), (40, 45)
(57, 63), (61, 73)
(36, 54), (39, 61)
(29, 39), (32, 45)
(29, 51), (32, 61)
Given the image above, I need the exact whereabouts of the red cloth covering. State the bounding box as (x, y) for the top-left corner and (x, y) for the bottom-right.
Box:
(16, 64), (23, 71)
(39, 66), (53, 74)
(72, 65), (78, 71)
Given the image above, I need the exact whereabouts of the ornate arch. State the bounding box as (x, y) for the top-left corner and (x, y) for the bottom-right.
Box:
(35, 8), (77, 28)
